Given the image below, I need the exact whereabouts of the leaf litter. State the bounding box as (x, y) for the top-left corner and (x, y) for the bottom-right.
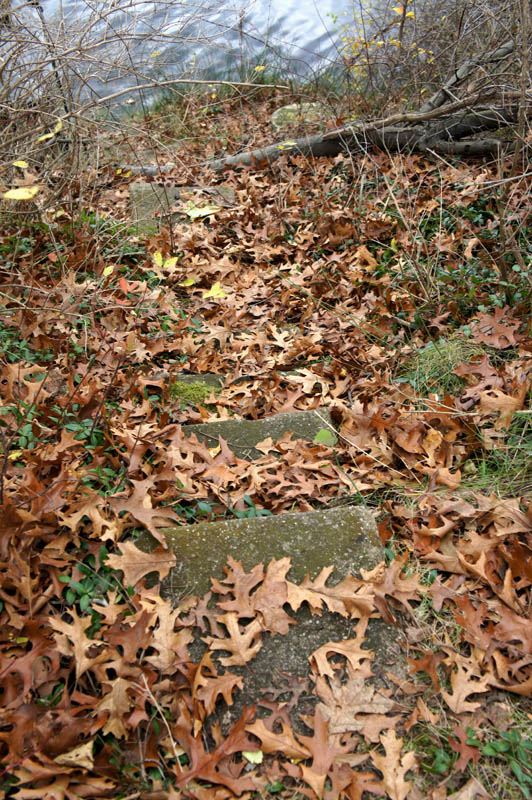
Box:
(1, 98), (532, 798)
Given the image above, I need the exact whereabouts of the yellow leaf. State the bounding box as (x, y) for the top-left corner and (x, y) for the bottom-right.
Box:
(153, 252), (163, 268)
(183, 201), (222, 220)
(162, 256), (178, 271)
(277, 141), (297, 152)
(406, 10), (415, 16)
(243, 750), (263, 764)
(253, 65), (265, 72)
(392, 5), (404, 13)
(3, 186), (40, 200)
(178, 277), (196, 287)
(12, 160), (28, 168)
(103, 265), (114, 277)
(36, 119), (62, 143)
(202, 281), (227, 299)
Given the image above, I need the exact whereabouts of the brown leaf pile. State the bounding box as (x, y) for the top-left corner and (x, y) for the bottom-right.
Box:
(1, 100), (532, 798)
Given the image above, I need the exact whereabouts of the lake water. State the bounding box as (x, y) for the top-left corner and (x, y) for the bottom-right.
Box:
(37, 0), (355, 106)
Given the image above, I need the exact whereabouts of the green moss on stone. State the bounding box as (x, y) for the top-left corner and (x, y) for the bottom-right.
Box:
(169, 379), (221, 407)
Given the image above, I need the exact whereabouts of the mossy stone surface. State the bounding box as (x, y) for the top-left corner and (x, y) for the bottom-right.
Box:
(135, 505), (405, 725)
(183, 409), (333, 460)
(169, 377), (222, 406)
(173, 373), (224, 388)
(138, 505), (381, 599)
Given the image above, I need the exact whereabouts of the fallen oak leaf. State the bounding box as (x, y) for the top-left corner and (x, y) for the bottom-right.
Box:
(203, 612), (263, 666)
(479, 389), (523, 429)
(370, 729), (416, 800)
(298, 709), (351, 799)
(109, 478), (181, 546)
(441, 651), (491, 713)
(54, 740), (94, 770)
(96, 677), (136, 738)
(106, 540), (176, 587)
(470, 306), (521, 348)
(246, 717), (311, 760)
(448, 724), (481, 772)
(49, 607), (107, 680)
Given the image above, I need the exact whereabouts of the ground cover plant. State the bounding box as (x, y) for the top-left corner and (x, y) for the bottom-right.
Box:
(1, 10), (532, 797)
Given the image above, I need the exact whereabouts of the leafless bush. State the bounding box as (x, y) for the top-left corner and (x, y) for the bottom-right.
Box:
(0, 0), (262, 204)
(334, 0), (528, 112)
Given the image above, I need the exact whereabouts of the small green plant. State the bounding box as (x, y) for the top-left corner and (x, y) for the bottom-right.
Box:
(229, 494), (272, 519)
(0, 322), (54, 364)
(467, 728), (532, 797)
(59, 545), (134, 635)
(396, 335), (485, 397)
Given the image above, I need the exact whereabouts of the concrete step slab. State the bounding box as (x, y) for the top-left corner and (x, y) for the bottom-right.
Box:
(136, 505), (407, 725)
(129, 181), (236, 235)
(139, 505), (380, 599)
(183, 408), (333, 460)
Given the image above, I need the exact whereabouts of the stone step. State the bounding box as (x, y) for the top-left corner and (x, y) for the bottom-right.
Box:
(136, 506), (406, 713)
(139, 505), (380, 599)
(129, 181), (236, 235)
(183, 408), (333, 460)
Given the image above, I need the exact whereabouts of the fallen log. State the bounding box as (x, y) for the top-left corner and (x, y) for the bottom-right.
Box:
(124, 100), (523, 178)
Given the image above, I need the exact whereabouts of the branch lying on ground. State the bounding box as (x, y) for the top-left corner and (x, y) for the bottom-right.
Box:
(124, 100), (524, 176)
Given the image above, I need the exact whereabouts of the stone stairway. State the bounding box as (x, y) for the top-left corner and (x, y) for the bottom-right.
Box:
(129, 190), (406, 717)
(135, 370), (406, 711)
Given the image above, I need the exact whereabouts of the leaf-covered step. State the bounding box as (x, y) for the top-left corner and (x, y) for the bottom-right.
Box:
(183, 409), (334, 460)
(138, 504), (381, 598)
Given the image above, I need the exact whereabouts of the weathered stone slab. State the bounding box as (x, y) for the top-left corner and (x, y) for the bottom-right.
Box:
(184, 409), (333, 460)
(270, 102), (326, 132)
(141, 505), (380, 598)
(129, 182), (182, 235)
(136, 506), (406, 726)
(129, 182), (236, 235)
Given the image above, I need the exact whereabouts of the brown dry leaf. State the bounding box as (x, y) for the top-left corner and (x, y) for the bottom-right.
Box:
(310, 618), (371, 679)
(422, 428), (443, 467)
(448, 776), (489, 799)
(203, 612), (263, 666)
(298, 709), (350, 799)
(479, 389), (521, 429)
(96, 677), (135, 738)
(54, 740), (94, 770)
(470, 307), (521, 348)
(106, 540), (176, 587)
(109, 477), (181, 545)
(145, 600), (193, 671)
(49, 608), (107, 680)
(370, 729), (416, 800)
(192, 651), (243, 717)
(315, 668), (397, 740)
(441, 652), (491, 713)
(246, 717), (311, 760)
